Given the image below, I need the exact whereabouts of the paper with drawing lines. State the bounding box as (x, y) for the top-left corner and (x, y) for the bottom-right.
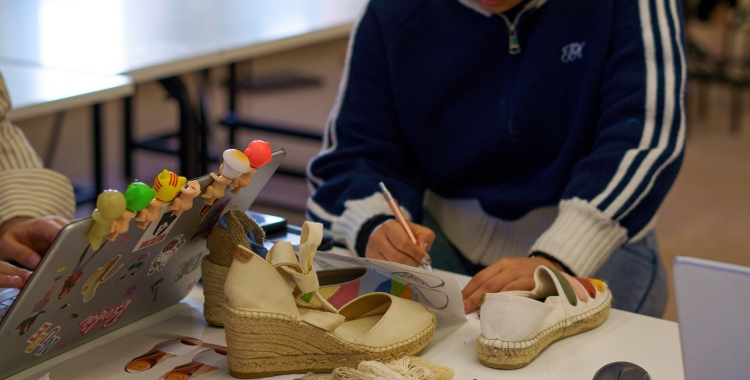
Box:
(312, 251), (467, 321)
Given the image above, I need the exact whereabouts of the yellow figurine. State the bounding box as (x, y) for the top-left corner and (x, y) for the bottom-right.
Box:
(201, 149), (250, 205)
(168, 180), (201, 216)
(87, 190), (127, 250)
(135, 170), (187, 229)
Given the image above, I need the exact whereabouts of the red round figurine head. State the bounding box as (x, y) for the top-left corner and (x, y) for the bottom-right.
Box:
(244, 140), (272, 169)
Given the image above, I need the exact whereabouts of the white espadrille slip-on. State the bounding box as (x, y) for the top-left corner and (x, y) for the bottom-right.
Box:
(477, 266), (612, 369)
(222, 221), (437, 379)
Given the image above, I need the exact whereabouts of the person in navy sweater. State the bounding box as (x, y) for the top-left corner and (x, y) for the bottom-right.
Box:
(307, 0), (685, 317)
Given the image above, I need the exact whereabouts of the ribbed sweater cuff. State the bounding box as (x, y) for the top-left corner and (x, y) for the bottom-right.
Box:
(355, 215), (394, 257)
(0, 168), (76, 226)
(331, 192), (412, 254)
(530, 197), (627, 277)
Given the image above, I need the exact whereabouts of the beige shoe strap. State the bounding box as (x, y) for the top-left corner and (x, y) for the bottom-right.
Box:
(267, 225), (337, 314)
(298, 221), (323, 272)
(298, 308), (345, 331)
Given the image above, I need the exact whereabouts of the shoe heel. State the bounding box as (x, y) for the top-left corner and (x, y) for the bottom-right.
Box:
(223, 306), (361, 378)
(201, 257), (229, 326)
(223, 305), (435, 378)
(202, 209), (266, 327)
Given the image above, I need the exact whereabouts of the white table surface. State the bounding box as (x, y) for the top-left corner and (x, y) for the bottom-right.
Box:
(8, 282), (684, 380)
(0, 62), (133, 121)
(8, 232), (686, 380)
(0, 0), (367, 83)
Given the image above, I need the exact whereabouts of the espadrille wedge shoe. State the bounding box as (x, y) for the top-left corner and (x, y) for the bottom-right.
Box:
(202, 209), (266, 326)
(477, 266), (612, 369)
(202, 210), (373, 327)
(223, 222), (437, 379)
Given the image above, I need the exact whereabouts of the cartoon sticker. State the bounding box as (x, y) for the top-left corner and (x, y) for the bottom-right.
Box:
(16, 276), (61, 336)
(150, 278), (164, 302)
(114, 251), (151, 285)
(78, 297), (135, 336)
(25, 322), (62, 356)
(81, 255), (123, 303)
(173, 251), (205, 283)
(133, 204), (182, 252)
(147, 235), (186, 275)
(191, 198), (236, 240)
(58, 245), (99, 300)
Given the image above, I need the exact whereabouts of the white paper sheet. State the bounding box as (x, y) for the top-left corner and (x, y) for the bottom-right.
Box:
(312, 251), (467, 322)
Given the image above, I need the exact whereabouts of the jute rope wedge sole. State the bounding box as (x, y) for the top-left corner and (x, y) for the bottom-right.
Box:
(201, 257), (230, 326)
(477, 291), (611, 369)
(224, 307), (436, 378)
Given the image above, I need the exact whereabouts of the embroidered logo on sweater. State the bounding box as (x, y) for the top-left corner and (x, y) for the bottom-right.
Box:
(561, 42), (586, 63)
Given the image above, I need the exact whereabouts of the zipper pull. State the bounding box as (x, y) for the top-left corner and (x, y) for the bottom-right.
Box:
(509, 27), (521, 54)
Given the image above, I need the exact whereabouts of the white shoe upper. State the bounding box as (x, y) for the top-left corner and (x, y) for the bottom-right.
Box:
(479, 266), (611, 345)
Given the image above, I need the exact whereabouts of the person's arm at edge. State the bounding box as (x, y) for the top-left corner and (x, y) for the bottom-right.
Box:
(0, 73), (76, 288)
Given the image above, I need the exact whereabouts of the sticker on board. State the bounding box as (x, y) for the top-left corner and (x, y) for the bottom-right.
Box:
(133, 205), (182, 252)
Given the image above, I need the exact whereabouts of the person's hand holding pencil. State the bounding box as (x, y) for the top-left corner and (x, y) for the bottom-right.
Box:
(364, 182), (435, 270)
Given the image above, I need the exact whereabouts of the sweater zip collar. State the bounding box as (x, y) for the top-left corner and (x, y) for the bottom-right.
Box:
(458, 0), (547, 54)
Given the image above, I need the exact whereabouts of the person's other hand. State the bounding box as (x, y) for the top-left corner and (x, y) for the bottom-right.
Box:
(365, 219), (435, 267)
(461, 256), (563, 313)
(0, 216), (69, 288)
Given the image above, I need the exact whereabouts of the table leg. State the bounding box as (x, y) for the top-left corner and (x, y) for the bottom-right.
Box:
(158, 76), (202, 180)
(124, 96), (134, 181)
(227, 62), (238, 146)
(93, 103), (104, 195)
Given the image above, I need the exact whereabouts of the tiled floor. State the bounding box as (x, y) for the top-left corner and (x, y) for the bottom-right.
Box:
(15, 33), (750, 323)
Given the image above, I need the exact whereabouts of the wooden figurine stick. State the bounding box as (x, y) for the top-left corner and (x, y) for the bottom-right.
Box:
(201, 149), (249, 205)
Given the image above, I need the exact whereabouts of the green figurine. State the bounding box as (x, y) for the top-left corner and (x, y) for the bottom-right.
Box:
(88, 190), (127, 250)
(107, 181), (155, 242)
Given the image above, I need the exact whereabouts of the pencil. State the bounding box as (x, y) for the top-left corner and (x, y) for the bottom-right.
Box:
(378, 182), (433, 271)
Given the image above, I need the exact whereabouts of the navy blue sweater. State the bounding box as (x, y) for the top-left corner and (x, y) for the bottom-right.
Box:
(307, 0), (685, 275)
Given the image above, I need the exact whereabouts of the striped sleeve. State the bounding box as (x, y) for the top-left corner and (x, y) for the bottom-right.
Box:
(306, 2), (425, 252)
(0, 73), (76, 226)
(531, 0), (686, 276)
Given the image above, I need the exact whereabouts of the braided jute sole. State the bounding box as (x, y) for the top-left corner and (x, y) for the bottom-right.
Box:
(477, 293), (612, 370)
(223, 306), (437, 379)
(201, 257), (229, 327)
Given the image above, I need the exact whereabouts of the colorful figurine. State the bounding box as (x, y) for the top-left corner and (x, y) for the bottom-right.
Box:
(201, 149), (250, 205)
(87, 190), (127, 251)
(229, 140), (273, 194)
(135, 170), (187, 229)
(168, 180), (201, 216)
(107, 181), (155, 241)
